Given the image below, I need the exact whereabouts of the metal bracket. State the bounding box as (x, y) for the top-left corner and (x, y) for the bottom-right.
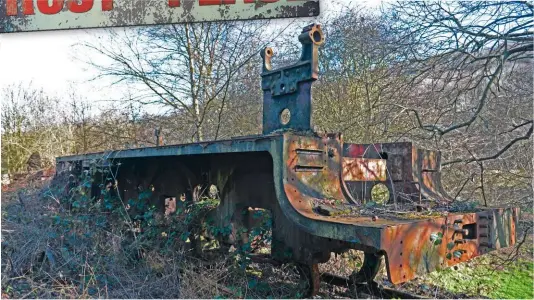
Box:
(261, 23), (324, 134)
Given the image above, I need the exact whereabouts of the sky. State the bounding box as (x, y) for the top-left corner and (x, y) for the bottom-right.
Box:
(0, 0), (383, 112)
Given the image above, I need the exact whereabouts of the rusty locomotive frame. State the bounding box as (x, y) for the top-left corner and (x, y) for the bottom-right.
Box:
(54, 24), (519, 297)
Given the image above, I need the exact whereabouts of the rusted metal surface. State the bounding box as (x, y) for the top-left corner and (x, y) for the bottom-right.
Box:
(53, 23), (519, 297)
(412, 148), (453, 202)
(343, 142), (454, 205)
(276, 131), (519, 284)
(297, 263), (321, 297)
(342, 158), (387, 182)
(1, 0), (320, 33)
(379, 207), (519, 284)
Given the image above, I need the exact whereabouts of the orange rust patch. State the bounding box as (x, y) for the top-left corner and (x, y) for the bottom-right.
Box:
(380, 209), (518, 284)
(343, 158), (386, 182)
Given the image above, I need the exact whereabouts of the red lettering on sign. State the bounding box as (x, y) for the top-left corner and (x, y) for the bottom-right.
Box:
(6, 0), (37, 15)
(5, 0), (300, 17)
(199, 0), (236, 5)
(168, 0), (180, 7)
(23, 0), (35, 15)
(36, 0), (64, 15)
(6, 0), (17, 16)
(6, 0), (113, 15)
(6, 0), (19, 16)
(244, 0), (280, 3)
(67, 0), (93, 13)
(102, 0), (113, 10)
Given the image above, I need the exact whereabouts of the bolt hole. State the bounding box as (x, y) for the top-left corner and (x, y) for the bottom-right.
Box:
(400, 241), (403, 244)
(379, 152), (388, 159)
(312, 30), (322, 43)
(400, 252), (403, 256)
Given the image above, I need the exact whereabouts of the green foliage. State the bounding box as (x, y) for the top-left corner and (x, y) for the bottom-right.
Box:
(54, 160), (279, 297)
(490, 261), (534, 299)
(430, 232), (443, 245)
(426, 258), (534, 299)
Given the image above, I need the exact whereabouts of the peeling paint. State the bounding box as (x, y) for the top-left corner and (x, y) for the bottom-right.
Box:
(1, 0), (320, 33)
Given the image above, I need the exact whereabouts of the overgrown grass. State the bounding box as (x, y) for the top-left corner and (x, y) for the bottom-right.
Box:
(491, 260), (534, 299)
(2, 174), (533, 299)
(422, 257), (533, 299)
(0, 175), (309, 299)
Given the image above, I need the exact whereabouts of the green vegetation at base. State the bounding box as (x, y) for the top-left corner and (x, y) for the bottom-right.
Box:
(425, 258), (534, 299)
(489, 261), (533, 299)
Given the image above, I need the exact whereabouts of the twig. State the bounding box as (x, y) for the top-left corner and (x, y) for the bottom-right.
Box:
(453, 174), (475, 201)
(443, 123), (533, 166)
(491, 222), (532, 269)
(17, 190), (26, 209)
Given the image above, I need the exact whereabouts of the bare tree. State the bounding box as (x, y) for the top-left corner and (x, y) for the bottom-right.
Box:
(385, 1), (532, 142)
(309, 6), (404, 143)
(1, 84), (74, 174)
(67, 87), (94, 154)
(79, 21), (292, 143)
(382, 1), (533, 207)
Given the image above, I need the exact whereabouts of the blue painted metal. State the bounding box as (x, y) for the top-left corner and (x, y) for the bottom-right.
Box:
(261, 24), (324, 134)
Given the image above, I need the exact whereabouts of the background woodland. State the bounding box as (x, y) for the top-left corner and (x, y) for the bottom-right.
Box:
(3, 1), (532, 211)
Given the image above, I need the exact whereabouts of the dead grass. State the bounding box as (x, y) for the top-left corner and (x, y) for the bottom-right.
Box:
(2, 179), (183, 298)
(1, 178), (532, 299)
(0, 178), (311, 299)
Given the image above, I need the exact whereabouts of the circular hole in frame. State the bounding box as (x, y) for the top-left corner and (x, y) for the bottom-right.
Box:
(312, 30), (322, 43)
(371, 183), (390, 205)
(280, 108), (291, 125)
